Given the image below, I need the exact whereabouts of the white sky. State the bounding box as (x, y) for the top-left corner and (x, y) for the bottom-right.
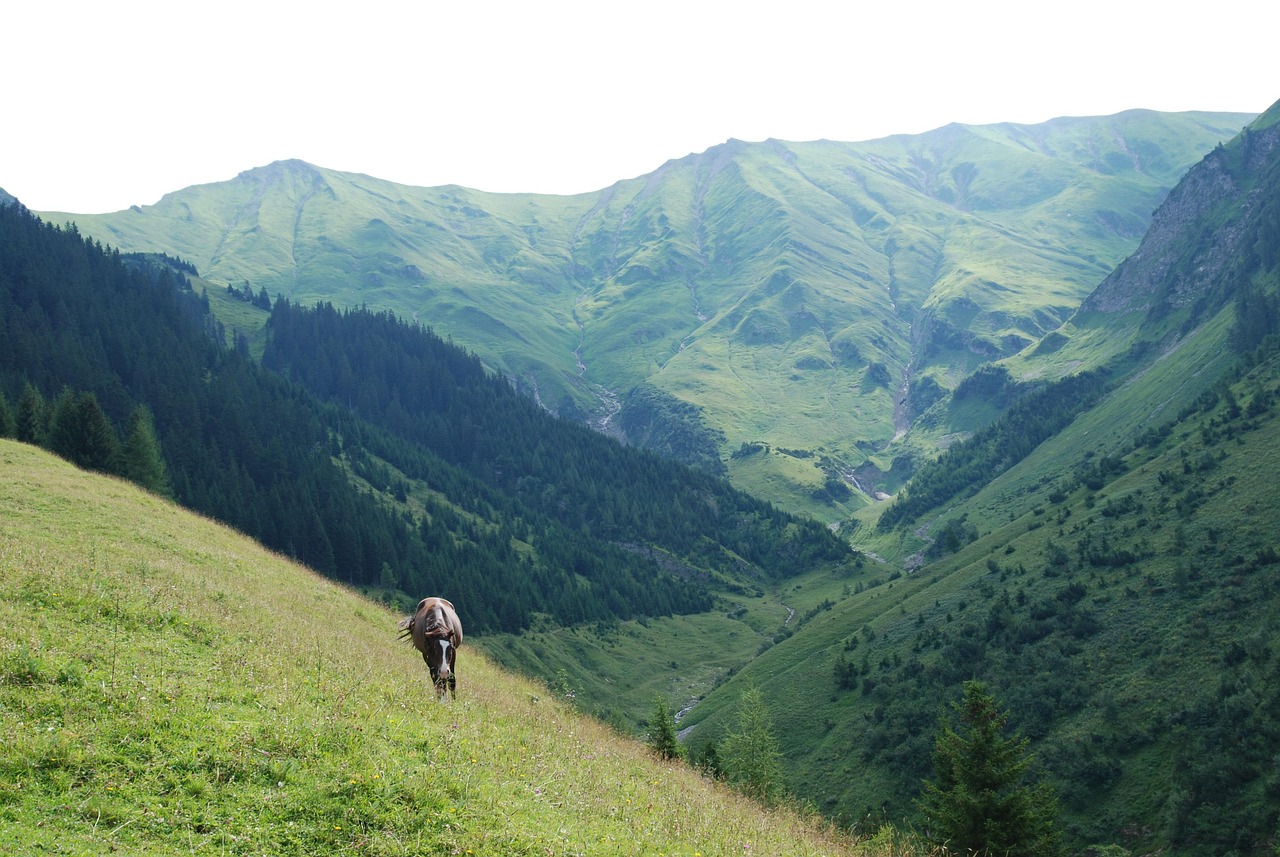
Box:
(6, 0), (1278, 213)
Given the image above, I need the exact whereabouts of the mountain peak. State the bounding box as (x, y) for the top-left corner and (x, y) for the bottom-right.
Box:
(238, 159), (322, 180)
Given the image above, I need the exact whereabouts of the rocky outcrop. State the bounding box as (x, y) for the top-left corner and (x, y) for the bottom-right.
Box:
(1082, 120), (1280, 315)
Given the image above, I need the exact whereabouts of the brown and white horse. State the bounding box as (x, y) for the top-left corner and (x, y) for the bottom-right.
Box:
(398, 596), (463, 700)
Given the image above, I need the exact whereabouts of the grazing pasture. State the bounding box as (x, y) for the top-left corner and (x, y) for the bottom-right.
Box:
(0, 440), (904, 855)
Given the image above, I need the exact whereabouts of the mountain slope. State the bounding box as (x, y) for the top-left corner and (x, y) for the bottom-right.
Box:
(0, 439), (866, 856)
(684, 309), (1280, 854)
(37, 110), (1254, 518)
(675, 105), (1280, 854)
(1005, 98), (1280, 384)
(0, 201), (851, 638)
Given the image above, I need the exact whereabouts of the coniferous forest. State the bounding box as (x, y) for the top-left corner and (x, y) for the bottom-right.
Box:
(0, 202), (853, 634)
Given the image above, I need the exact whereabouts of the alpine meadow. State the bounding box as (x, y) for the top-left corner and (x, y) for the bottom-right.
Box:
(2, 100), (1279, 855)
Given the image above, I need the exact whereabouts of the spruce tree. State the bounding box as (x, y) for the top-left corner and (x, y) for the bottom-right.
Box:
(647, 695), (685, 762)
(917, 680), (1062, 856)
(0, 389), (14, 437)
(48, 390), (120, 474)
(16, 383), (47, 445)
(120, 405), (171, 496)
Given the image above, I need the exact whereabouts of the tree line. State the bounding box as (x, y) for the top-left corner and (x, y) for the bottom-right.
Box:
(261, 298), (853, 580)
(0, 385), (169, 495)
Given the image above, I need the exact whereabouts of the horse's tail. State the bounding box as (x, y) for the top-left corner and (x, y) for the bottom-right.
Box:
(397, 615), (414, 641)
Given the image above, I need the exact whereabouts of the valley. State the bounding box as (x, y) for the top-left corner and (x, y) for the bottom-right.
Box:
(6, 100), (1280, 854)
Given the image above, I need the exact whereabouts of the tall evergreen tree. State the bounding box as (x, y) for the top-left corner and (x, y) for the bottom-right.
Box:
(15, 383), (47, 445)
(48, 389), (120, 474)
(917, 680), (1062, 857)
(719, 684), (784, 803)
(647, 695), (685, 762)
(0, 388), (14, 438)
(120, 405), (171, 496)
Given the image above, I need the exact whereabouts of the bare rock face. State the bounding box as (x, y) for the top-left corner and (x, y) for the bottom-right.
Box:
(1082, 123), (1280, 315)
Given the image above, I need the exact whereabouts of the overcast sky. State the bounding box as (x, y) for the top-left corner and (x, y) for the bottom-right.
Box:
(6, 1), (1277, 213)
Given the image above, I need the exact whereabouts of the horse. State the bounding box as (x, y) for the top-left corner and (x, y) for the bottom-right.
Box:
(398, 596), (463, 700)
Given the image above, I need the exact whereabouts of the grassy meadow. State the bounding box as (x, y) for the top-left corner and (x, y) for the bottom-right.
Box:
(0, 440), (919, 856)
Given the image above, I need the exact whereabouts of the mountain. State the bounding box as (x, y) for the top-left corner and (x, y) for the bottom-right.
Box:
(10, 102), (1280, 853)
(36, 110), (1254, 520)
(0, 201), (852, 638)
(676, 103), (1280, 854)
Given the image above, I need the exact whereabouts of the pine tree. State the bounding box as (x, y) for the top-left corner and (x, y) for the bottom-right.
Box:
(48, 390), (120, 474)
(917, 680), (1063, 856)
(16, 383), (47, 445)
(0, 389), (15, 438)
(120, 405), (171, 496)
(719, 684), (784, 803)
(647, 695), (685, 762)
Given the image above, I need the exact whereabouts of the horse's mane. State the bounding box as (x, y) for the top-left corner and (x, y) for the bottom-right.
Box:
(419, 605), (448, 635)
(398, 597), (460, 644)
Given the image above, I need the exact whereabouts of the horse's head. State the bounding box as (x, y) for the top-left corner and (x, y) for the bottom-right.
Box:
(422, 630), (455, 685)
(399, 596), (462, 700)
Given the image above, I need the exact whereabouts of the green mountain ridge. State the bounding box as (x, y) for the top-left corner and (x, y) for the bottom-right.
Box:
(675, 104), (1280, 854)
(34, 109), (1255, 520)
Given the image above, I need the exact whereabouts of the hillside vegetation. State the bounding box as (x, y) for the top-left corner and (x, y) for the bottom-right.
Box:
(0, 202), (851, 639)
(675, 105), (1280, 855)
(0, 440), (879, 856)
(37, 111), (1254, 518)
(682, 333), (1280, 851)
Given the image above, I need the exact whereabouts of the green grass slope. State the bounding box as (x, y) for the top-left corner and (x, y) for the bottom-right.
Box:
(36, 111), (1254, 520)
(678, 328), (1280, 852)
(1, 439), (873, 856)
